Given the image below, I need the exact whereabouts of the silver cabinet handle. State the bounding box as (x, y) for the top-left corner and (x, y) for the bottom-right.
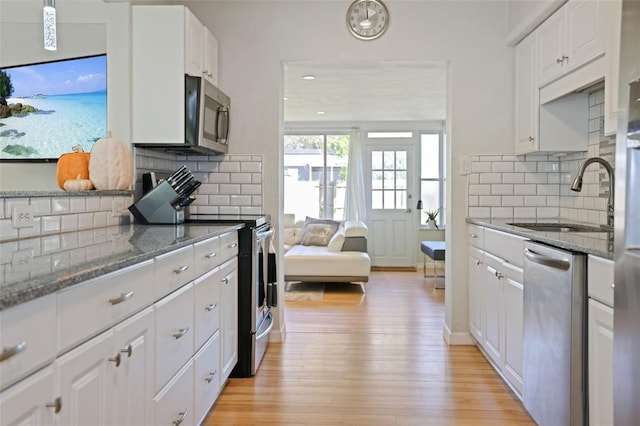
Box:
(205, 303), (218, 312)
(108, 353), (121, 367)
(205, 252), (217, 259)
(221, 277), (229, 284)
(173, 265), (189, 274)
(121, 344), (133, 358)
(108, 291), (134, 305)
(469, 234), (477, 238)
(172, 327), (189, 339)
(611, 283), (615, 289)
(228, 242), (238, 248)
(476, 260), (483, 266)
(46, 397), (62, 414)
(172, 409), (188, 426)
(494, 270), (503, 279)
(528, 136), (535, 142)
(0, 341), (27, 362)
(556, 57), (564, 64)
(205, 371), (217, 383)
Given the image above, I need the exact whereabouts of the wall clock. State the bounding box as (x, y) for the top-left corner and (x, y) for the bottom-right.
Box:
(346, 0), (389, 41)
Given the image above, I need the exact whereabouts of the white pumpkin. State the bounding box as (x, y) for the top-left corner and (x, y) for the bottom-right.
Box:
(63, 175), (95, 192)
(89, 137), (132, 190)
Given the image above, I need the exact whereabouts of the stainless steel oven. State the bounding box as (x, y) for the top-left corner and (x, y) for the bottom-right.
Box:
(186, 214), (276, 377)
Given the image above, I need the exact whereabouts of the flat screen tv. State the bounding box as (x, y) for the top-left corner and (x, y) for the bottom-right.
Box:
(0, 54), (107, 161)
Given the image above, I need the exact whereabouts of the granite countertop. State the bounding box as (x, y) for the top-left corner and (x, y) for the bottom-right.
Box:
(466, 217), (614, 260)
(0, 223), (243, 311)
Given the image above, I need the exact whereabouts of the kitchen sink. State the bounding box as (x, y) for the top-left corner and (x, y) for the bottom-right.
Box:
(508, 222), (612, 233)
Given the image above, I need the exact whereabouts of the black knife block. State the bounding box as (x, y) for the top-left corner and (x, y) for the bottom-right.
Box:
(128, 181), (185, 224)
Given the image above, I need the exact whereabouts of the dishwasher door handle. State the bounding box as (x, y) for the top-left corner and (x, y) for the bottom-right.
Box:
(525, 249), (571, 270)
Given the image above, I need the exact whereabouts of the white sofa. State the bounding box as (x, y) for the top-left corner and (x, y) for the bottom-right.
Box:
(283, 214), (371, 292)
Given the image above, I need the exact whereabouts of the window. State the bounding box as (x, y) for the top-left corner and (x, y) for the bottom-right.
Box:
(283, 134), (349, 220)
(419, 132), (446, 228)
(370, 150), (407, 210)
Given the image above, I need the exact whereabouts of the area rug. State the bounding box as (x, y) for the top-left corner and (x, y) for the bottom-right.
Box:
(284, 282), (325, 301)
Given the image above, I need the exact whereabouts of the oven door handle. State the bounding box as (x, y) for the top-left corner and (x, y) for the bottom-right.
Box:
(254, 311), (274, 341)
(256, 227), (274, 240)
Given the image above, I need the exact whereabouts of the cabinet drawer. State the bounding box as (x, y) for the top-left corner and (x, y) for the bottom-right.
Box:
(484, 228), (527, 268)
(194, 236), (221, 278)
(58, 260), (154, 353)
(194, 332), (221, 425)
(588, 255), (614, 307)
(193, 268), (222, 352)
(0, 294), (56, 391)
(154, 245), (194, 299)
(154, 359), (194, 426)
(468, 224), (484, 248)
(218, 231), (238, 263)
(154, 283), (194, 393)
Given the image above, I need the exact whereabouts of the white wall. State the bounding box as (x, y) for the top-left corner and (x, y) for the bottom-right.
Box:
(186, 0), (515, 343)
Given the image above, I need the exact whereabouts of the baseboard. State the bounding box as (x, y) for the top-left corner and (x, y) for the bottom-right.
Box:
(442, 322), (476, 345)
(269, 321), (286, 343)
(370, 266), (417, 272)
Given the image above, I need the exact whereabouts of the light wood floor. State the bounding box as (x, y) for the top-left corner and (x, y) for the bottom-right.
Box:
(203, 271), (535, 425)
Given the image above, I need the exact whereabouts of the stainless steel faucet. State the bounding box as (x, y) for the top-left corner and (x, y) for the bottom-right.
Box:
(570, 157), (615, 228)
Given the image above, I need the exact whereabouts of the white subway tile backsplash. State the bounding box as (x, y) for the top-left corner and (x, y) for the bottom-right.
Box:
(69, 198), (86, 213)
(492, 162), (514, 173)
(208, 195), (231, 206)
(514, 207), (537, 218)
(61, 214), (79, 232)
(471, 162), (492, 173)
(207, 173), (230, 184)
(230, 173), (252, 184)
(502, 173), (525, 184)
(524, 196), (547, 207)
(502, 196), (524, 207)
(514, 184), (537, 195)
(479, 173), (502, 184)
(230, 195), (252, 206)
(51, 198), (70, 213)
(218, 162), (241, 173)
(78, 213), (94, 230)
(240, 184), (261, 195)
(468, 174), (480, 185)
(219, 206), (241, 215)
(42, 216), (61, 234)
(491, 207), (514, 218)
(468, 184), (491, 196)
(537, 207), (560, 218)
(479, 196), (502, 206)
(220, 184), (241, 195)
(491, 184), (514, 195)
(469, 207), (491, 217)
(241, 162), (262, 173)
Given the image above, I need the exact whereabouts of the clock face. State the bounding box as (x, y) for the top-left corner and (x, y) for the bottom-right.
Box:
(346, 0), (389, 40)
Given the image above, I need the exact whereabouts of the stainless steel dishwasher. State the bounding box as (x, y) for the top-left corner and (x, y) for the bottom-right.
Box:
(523, 241), (587, 426)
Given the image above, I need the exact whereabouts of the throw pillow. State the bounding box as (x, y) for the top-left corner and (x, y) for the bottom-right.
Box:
(299, 217), (340, 246)
(327, 229), (346, 252)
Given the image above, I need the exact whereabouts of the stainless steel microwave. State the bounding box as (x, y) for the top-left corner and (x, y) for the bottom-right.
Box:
(185, 75), (230, 155)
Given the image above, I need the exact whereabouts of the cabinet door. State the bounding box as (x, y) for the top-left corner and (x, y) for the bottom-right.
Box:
(204, 30), (219, 86)
(503, 274), (524, 395)
(220, 259), (238, 380)
(193, 332), (221, 425)
(537, 8), (566, 85)
(0, 367), (56, 426)
(514, 31), (539, 154)
(604, 0), (623, 135)
(154, 360), (195, 426)
(194, 267), (222, 352)
(113, 307), (155, 426)
(185, 8), (204, 78)
(154, 283), (195, 394)
(468, 246), (484, 342)
(55, 330), (116, 426)
(483, 253), (503, 368)
(565, 0), (606, 73)
(588, 298), (614, 426)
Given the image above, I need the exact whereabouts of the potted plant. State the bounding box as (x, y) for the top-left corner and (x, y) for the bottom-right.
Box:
(424, 208), (440, 229)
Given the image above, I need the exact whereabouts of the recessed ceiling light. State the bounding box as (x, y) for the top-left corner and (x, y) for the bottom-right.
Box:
(302, 75), (316, 80)
(283, 97), (289, 100)
(317, 111), (325, 115)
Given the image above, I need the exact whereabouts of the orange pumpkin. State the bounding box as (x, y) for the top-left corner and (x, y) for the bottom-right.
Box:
(56, 145), (90, 189)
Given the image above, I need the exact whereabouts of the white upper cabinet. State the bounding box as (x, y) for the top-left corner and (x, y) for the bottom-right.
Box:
(515, 31), (539, 155)
(185, 9), (205, 79)
(204, 30), (219, 86)
(537, 0), (607, 87)
(604, 0), (622, 135)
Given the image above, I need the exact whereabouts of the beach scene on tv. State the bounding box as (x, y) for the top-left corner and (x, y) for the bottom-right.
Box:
(0, 55), (107, 160)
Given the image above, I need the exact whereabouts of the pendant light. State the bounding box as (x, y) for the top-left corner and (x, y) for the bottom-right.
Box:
(43, 0), (57, 51)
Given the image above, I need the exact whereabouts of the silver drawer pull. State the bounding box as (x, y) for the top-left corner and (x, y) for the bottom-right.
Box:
(611, 283), (615, 289)
(108, 353), (121, 367)
(205, 371), (217, 383)
(172, 327), (189, 339)
(173, 265), (189, 274)
(0, 341), (27, 362)
(228, 242), (238, 248)
(469, 234), (477, 238)
(46, 397), (62, 414)
(221, 277), (229, 284)
(108, 291), (134, 305)
(205, 252), (217, 259)
(205, 303), (218, 312)
(476, 260), (482, 266)
(121, 344), (133, 358)
(172, 409), (188, 426)
(495, 271), (503, 279)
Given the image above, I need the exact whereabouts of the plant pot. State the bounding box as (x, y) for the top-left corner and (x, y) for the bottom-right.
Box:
(425, 220), (437, 230)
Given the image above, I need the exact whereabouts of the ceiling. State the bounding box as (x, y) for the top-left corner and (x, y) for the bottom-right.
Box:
(283, 61), (447, 123)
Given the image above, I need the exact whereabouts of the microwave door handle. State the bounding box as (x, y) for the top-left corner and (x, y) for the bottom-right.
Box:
(217, 106), (229, 143)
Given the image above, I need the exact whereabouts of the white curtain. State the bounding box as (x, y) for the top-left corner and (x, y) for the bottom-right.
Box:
(344, 130), (367, 222)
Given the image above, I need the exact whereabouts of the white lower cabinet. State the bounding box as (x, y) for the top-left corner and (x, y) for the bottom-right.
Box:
(468, 225), (525, 397)
(154, 360), (195, 426)
(588, 255), (614, 426)
(194, 332), (222, 425)
(0, 366), (56, 426)
(220, 258), (238, 381)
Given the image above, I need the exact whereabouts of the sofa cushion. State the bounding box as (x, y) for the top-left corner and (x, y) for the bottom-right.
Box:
(343, 220), (368, 237)
(327, 227), (346, 252)
(284, 245), (370, 277)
